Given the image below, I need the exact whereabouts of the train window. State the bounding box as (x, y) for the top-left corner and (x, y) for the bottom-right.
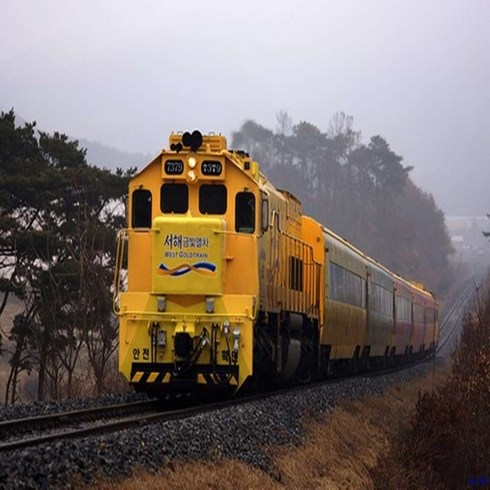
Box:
(235, 192), (255, 233)
(395, 296), (411, 322)
(330, 262), (365, 308)
(132, 189), (152, 228)
(413, 304), (425, 323)
(199, 184), (227, 214)
(371, 283), (393, 318)
(161, 183), (188, 213)
(425, 307), (435, 325)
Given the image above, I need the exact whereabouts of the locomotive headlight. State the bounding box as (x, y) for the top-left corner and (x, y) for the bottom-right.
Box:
(187, 170), (197, 182)
(233, 328), (240, 352)
(188, 156), (197, 169)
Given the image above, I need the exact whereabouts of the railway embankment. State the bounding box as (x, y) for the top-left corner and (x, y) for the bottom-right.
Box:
(0, 361), (434, 489)
(101, 361), (448, 490)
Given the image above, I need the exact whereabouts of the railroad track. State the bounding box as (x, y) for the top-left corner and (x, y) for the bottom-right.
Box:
(0, 279), (477, 454)
(437, 275), (480, 355)
(0, 390), (284, 454)
(0, 361), (419, 454)
(439, 276), (476, 332)
(0, 399), (160, 452)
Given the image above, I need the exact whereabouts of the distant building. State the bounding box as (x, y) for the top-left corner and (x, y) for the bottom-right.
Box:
(446, 216), (490, 266)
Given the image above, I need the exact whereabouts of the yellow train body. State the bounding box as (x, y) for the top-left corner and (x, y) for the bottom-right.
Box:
(116, 134), (261, 392)
(114, 131), (438, 395)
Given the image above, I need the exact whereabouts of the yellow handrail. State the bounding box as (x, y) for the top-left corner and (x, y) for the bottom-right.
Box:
(113, 229), (128, 315)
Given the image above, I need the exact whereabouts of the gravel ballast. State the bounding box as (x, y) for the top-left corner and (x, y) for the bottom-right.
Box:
(0, 391), (150, 423)
(0, 360), (441, 489)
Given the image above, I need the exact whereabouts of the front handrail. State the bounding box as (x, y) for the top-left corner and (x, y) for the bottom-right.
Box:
(113, 229), (128, 315)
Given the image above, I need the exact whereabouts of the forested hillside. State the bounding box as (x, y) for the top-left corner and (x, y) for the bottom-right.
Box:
(232, 113), (453, 293)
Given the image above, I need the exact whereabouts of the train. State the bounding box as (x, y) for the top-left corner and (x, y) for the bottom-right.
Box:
(113, 130), (438, 397)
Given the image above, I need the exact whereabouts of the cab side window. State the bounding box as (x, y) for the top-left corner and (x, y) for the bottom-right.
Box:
(235, 192), (255, 233)
(132, 189), (152, 228)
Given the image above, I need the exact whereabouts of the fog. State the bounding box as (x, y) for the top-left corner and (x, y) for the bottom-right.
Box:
(1, 0), (489, 215)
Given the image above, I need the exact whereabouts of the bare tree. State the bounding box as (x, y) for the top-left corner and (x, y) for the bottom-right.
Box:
(275, 110), (293, 136)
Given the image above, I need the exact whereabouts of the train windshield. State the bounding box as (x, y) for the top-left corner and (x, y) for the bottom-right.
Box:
(160, 183), (188, 213)
(199, 184), (227, 214)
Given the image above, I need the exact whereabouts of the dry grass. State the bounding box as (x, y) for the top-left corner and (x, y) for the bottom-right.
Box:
(271, 365), (447, 490)
(96, 459), (279, 490)
(0, 295), (28, 403)
(60, 356), (129, 399)
(96, 364), (447, 490)
(0, 293), (129, 402)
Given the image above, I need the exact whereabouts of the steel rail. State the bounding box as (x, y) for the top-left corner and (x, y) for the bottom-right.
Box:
(0, 394), (262, 453)
(436, 281), (478, 355)
(0, 399), (159, 440)
(439, 277), (477, 333)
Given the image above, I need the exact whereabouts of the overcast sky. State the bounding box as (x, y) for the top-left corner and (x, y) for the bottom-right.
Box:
(1, 0), (489, 215)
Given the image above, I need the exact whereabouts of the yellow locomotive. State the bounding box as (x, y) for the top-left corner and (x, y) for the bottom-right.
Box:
(113, 130), (438, 396)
